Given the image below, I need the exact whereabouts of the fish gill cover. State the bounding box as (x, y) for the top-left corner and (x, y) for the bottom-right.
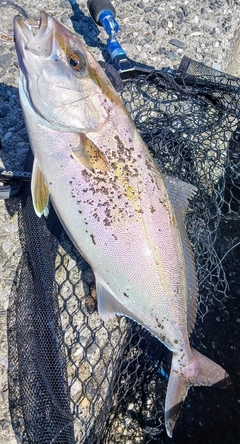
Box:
(7, 57), (240, 443)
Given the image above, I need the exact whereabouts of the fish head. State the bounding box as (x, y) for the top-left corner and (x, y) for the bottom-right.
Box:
(14, 12), (113, 132)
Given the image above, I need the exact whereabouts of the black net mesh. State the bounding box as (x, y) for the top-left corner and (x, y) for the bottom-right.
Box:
(7, 57), (240, 443)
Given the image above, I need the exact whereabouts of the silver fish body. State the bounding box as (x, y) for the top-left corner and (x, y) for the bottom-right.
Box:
(14, 13), (229, 437)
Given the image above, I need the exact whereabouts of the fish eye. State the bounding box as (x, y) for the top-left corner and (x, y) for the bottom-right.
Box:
(67, 52), (86, 72)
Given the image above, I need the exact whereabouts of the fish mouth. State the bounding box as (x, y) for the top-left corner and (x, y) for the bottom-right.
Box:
(14, 12), (58, 61)
(14, 11), (50, 42)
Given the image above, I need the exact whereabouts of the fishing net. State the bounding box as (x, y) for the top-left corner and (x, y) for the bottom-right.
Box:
(7, 56), (240, 444)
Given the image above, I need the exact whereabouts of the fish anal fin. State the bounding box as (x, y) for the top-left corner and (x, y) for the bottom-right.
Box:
(72, 134), (110, 172)
(96, 280), (123, 320)
(164, 176), (198, 334)
(96, 279), (134, 321)
(31, 158), (50, 218)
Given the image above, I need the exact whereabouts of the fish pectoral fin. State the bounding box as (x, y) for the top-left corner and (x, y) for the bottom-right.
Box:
(96, 279), (126, 321)
(72, 133), (110, 172)
(31, 157), (50, 218)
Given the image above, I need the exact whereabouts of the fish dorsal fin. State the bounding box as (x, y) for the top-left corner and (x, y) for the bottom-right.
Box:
(72, 134), (110, 172)
(96, 279), (134, 321)
(164, 176), (197, 220)
(31, 157), (50, 218)
(164, 176), (198, 335)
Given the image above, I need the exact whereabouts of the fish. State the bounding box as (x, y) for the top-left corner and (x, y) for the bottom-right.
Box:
(14, 12), (229, 437)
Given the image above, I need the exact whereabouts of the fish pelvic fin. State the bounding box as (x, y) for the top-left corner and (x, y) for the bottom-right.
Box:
(165, 347), (230, 438)
(31, 157), (50, 218)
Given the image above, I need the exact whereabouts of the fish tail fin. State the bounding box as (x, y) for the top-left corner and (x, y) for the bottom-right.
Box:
(165, 347), (230, 438)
